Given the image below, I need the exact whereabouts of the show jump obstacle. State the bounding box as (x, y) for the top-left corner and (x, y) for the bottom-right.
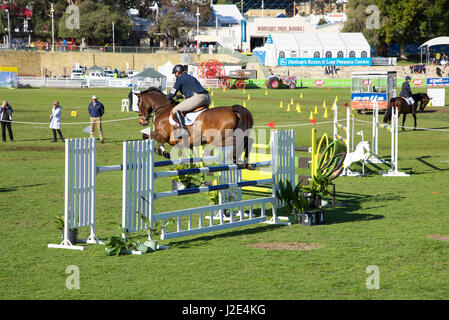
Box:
(48, 130), (295, 250)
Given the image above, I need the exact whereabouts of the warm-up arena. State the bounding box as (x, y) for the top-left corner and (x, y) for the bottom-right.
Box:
(48, 130), (295, 250)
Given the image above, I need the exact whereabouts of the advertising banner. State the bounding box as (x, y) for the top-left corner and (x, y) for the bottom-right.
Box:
(351, 93), (387, 109)
(427, 78), (449, 87)
(278, 57), (372, 67)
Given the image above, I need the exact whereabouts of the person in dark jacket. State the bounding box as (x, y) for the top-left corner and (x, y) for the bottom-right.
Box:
(400, 76), (415, 114)
(1, 100), (14, 142)
(88, 95), (105, 143)
(167, 64), (210, 137)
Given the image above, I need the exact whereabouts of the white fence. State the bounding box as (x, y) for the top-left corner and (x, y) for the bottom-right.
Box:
(18, 77), (133, 88)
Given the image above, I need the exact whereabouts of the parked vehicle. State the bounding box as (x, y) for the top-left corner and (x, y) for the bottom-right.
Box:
(266, 75), (297, 89)
(70, 68), (84, 79)
(103, 69), (115, 78)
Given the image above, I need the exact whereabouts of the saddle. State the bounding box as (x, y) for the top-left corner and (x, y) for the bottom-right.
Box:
(169, 106), (209, 127)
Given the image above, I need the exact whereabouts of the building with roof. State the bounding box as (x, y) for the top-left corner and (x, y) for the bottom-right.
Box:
(259, 32), (371, 66)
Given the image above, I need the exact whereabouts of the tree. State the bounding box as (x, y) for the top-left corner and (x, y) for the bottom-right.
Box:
(342, 0), (388, 56)
(58, 0), (131, 45)
(318, 18), (327, 25)
(377, 0), (423, 58)
(147, 0), (212, 47)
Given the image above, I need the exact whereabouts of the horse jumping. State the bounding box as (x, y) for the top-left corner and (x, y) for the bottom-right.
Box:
(136, 88), (254, 168)
(384, 93), (431, 131)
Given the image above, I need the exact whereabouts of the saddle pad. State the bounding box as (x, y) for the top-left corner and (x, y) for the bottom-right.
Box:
(169, 108), (207, 127)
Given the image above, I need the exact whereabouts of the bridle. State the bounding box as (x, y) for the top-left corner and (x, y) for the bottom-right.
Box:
(139, 95), (174, 123)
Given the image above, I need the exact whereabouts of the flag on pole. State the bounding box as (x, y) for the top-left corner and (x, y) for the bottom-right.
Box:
(266, 121), (275, 129)
(314, 105), (318, 114)
(296, 103), (301, 113)
(279, 101), (283, 108)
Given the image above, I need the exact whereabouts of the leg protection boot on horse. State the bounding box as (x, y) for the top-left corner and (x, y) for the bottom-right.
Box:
(174, 110), (190, 139)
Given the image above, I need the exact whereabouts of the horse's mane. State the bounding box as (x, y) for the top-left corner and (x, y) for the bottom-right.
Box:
(412, 92), (427, 99)
(140, 87), (167, 96)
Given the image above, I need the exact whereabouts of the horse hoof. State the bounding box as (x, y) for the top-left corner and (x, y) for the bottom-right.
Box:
(237, 163), (246, 170)
(246, 164), (256, 170)
(162, 151), (171, 159)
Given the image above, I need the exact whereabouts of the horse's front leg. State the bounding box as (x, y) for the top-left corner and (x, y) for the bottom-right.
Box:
(413, 114), (417, 131)
(150, 131), (171, 159)
(402, 114), (407, 131)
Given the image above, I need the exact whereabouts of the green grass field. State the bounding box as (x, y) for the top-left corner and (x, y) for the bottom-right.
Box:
(1, 86), (449, 300)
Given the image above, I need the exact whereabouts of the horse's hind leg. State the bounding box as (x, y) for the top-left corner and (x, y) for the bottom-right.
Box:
(402, 114), (407, 131)
(412, 114), (417, 131)
(243, 136), (255, 170)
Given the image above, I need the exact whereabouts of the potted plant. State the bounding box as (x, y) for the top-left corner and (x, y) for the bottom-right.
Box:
(55, 215), (78, 245)
(171, 163), (202, 190)
(137, 212), (172, 253)
(104, 225), (137, 256)
(275, 180), (308, 224)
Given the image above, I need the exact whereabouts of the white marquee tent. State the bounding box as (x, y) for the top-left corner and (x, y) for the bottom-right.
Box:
(263, 32), (370, 66)
(158, 61), (175, 87)
(418, 36), (449, 64)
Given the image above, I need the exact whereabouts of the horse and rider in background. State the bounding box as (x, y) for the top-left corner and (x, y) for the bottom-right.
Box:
(384, 76), (431, 131)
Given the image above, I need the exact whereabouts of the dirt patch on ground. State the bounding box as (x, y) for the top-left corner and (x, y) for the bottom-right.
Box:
(427, 235), (449, 242)
(249, 242), (323, 251)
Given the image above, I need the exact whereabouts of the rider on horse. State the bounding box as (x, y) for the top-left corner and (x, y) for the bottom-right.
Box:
(400, 76), (416, 114)
(167, 64), (210, 138)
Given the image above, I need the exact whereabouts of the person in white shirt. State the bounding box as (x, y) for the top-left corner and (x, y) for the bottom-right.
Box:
(49, 101), (64, 142)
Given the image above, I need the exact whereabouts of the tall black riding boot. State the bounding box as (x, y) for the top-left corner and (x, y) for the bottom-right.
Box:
(174, 111), (190, 138)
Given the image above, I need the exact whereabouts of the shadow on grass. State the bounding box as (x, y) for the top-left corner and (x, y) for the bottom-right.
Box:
(168, 224), (284, 249)
(417, 156), (449, 171)
(0, 183), (45, 193)
(324, 191), (394, 225)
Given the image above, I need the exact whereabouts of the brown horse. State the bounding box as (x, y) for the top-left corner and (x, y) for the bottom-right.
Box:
(135, 88), (255, 168)
(383, 93), (431, 131)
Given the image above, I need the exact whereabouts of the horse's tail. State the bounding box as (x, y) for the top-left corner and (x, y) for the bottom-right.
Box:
(232, 104), (254, 132)
(383, 99), (394, 123)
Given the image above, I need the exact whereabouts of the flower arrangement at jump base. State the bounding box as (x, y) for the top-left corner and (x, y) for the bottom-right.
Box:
(275, 131), (346, 226)
(104, 196), (173, 256)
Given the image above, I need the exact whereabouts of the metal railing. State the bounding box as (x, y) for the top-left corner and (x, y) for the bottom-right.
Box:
(372, 57), (397, 66)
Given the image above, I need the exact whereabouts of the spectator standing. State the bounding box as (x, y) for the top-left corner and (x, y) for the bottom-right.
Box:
(1, 100), (14, 142)
(88, 95), (105, 143)
(49, 101), (64, 142)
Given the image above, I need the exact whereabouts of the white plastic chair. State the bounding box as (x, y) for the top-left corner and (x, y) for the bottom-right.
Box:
(121, 99), (130, 112)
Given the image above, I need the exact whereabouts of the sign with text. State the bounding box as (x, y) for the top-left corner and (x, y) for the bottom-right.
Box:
(278, 58), (372, 67)
(257, 26), (303, 33)
(427, 78), (449, 87)
(351, 93), (387, 109)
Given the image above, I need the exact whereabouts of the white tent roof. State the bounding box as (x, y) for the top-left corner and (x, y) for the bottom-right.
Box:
(212, 4), (243, 25)
(340, 33), (370, 51)
(419, 36), (449, 48)
(316, 33), (344, 50)
(267, 32), (369, 54)
(293, 33), (321, 51)
(270, 33), (298, 51)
